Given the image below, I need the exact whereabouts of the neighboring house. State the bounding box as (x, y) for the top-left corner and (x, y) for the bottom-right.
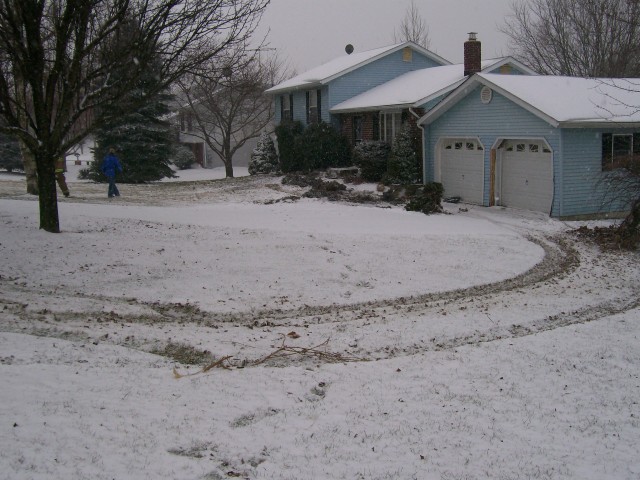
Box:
(66, 134), (95, 165)
(265, 41), (451, 134)
(173, 108), (207, 167)
(420, 74), (640, 218)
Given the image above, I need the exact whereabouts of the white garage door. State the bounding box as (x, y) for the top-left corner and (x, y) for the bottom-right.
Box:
(500, 140), (553, 213)
(439, 139), (484, 204)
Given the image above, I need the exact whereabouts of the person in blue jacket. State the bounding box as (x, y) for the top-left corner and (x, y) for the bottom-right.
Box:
(101, 147), (123, 198)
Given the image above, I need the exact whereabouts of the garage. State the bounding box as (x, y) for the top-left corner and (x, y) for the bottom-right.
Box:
(498, 139), (553, 213)
(438, 138), (484, 204)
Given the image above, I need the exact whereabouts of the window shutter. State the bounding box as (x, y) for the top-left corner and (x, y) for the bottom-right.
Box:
(289, 94), (294, 121)
(317, 90), (322, 123)
(306, 91), (310, 124)
(280, 95), (284, 121)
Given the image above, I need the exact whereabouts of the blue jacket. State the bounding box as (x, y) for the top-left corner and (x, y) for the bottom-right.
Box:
(101, 153), (123, 177)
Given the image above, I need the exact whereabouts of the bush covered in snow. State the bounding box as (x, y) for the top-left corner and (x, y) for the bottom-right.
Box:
(275, 121), (304, 173)
(385, 125), (420, 185)
(275, 121), (351, 173)
(300, 122), (351, 171)
(248, 132), (279, 175)
(171, 144), (196, 170)
(404, 182), (444, 214)
(353, 140), (390, 182)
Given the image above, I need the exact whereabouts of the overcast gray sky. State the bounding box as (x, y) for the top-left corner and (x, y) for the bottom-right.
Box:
(255, 0), (518, 72)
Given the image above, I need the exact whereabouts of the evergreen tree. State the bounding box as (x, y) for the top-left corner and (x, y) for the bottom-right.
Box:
(248, 132), (279, 175)
(84, 75), (176, 183)
(386, 125), (419, 184)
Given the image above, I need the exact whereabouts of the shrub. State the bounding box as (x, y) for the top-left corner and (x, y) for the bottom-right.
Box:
(172, 144), (196, 170)
(275, 121), (304, 173)
(385, 125), (420, 184)
(405, 182), (444, 214)
(353, 140), (390, 182)
(249, 131), (279, 175)
(300, 122), (351, 171)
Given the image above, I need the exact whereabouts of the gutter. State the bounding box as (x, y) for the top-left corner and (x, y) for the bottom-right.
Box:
(409, 108), (427, 184)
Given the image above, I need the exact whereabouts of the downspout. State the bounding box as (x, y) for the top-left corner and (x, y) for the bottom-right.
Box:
(409, 108), (426, 184)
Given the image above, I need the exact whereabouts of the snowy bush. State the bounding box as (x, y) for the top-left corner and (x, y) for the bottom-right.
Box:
(385, 125), (420, 185)
(353, 141), (390, 182)
(275, 121), (304, 173)
(405, 182), (444, 214)
(300, 122), (351, 171)
(172, 144), (196, 170)
(249, 132), (279, 175)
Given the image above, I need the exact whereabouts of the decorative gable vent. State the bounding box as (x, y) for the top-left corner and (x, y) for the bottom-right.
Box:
(480, 86), (492, 104)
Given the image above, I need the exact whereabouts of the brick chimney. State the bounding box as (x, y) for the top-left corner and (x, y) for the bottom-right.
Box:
(464, 32), (481, 76)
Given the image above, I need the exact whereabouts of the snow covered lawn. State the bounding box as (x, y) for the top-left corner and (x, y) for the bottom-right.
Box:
(0, 171), (639, 479)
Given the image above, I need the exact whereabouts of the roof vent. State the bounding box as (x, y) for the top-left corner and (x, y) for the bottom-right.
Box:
(345, 44), (354, 55)
(480, 86), (492, 104)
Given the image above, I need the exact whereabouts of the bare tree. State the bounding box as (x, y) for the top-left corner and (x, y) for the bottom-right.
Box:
(177, 52), (289, 178)
(0, 0), (269, 232)
(501, 0), (640, 76)
(394, 0), (430, 48)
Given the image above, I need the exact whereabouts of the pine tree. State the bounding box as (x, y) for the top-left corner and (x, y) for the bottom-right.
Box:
(248, 131), (279, 175)
(84, 56), (176, 183)
(386, 125), (419, 184)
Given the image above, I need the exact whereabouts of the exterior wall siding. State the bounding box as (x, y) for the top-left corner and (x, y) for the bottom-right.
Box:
(559, 128), (637, 217)
(425, 86), (562, 215)
(426, 86), (638, 217)
(327, 50), (442, 125)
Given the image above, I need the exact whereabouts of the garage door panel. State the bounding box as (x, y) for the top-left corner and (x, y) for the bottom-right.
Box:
(500, 141), (553, 213)
(439, 139), (484, 205)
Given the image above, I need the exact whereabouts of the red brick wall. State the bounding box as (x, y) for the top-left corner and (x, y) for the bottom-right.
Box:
(464, 39), (481, 76)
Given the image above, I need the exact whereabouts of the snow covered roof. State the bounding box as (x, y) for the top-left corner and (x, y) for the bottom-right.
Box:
(264, 42), (451, 95)
(330, 58), (531, 113)
(421, 74), (640, 127)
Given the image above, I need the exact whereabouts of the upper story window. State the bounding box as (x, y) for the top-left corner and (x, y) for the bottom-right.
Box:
(602, 132), (639, 171)
(306, 89), (321, 124)
(281, 94), (293, 121)
(402, 47), (413, 62)
(179, 111), (193, 132)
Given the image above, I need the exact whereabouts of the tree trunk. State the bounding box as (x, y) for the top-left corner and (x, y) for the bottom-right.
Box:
(224, 160), (234, 178)
(19, 140), (39, 195)
(35, 154), (60, 233)
(618, 197), (640, 249)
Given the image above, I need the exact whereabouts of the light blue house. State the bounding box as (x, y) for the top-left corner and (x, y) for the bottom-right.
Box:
(265, 41), (451, 135)
(420, 74), (640, 218)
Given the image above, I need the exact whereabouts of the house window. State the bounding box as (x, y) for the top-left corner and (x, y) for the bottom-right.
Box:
(499, 64), (513, 74)
(353, 116), (363, 144)
(281, 94), (293, 121)
(306, 89), (321, 124)
(180, 112), (193, 132)
(372, 113), (380, 141)
(402, 47), (413, 62)
(379, 112), (403, 143)
(602, 133), (640, 171)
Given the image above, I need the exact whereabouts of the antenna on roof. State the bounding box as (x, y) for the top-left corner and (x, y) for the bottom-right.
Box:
(345, 44), (354, 55)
